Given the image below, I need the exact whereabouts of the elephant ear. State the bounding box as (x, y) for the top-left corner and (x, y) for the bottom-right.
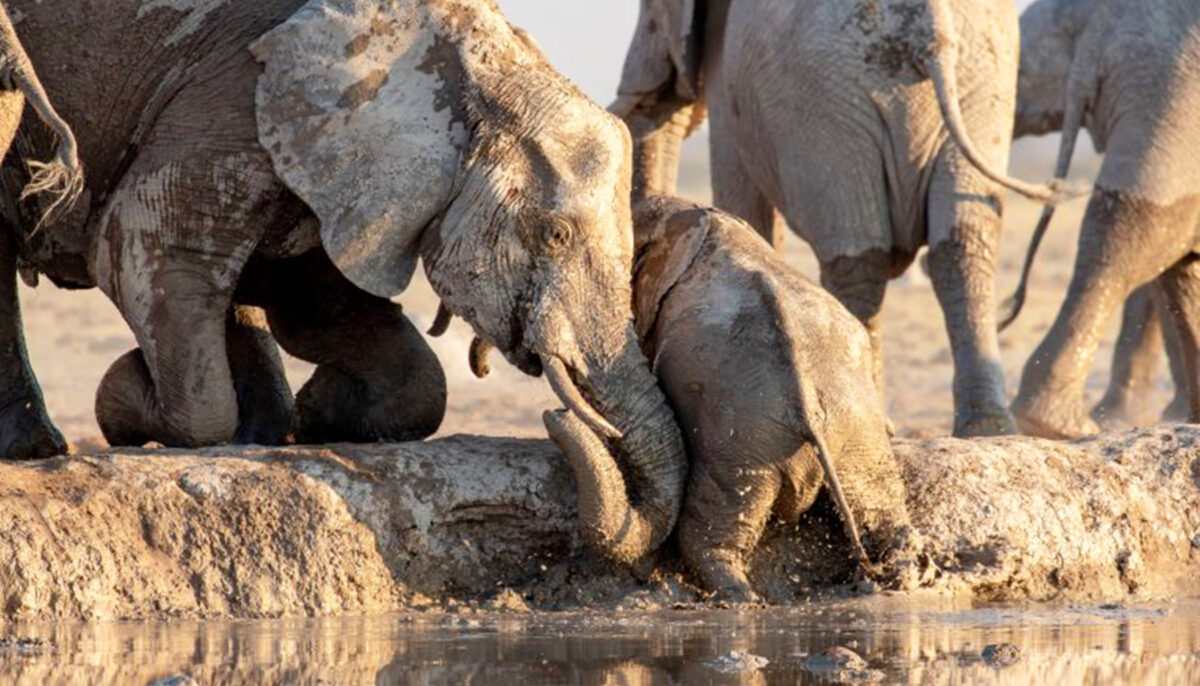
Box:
(251, 0), (470, 298)
(619, 0), (705, 102)
(632, 198), (711, 345)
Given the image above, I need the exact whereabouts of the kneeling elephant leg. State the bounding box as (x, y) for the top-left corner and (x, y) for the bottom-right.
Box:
(227, 305), (294, 445)
(265, 251), (446, 444)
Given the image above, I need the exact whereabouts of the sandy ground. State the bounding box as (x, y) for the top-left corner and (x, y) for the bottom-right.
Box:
(21, 138), (1159, 448)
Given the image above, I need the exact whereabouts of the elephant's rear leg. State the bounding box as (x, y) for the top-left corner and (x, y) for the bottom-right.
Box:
(262, 250), (445, 444)
(926, 159), (1015, 437)
(1154, 254), (1200, 424)
(1093, 286), (1169, 428)
(679, 462), (780, 604)
(0, 90), (64, 459)
(820, 251), (890, 404)
(0, 227), (66, 459)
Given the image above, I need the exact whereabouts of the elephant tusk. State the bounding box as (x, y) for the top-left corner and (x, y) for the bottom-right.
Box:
(469, 337), (493, 378)
(607, 93), (643, 118)
(542, 355), (622, 441)
(427, 303), (452, 337)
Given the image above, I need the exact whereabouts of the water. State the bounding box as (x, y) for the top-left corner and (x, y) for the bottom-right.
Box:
(1, 598), (1197, 685)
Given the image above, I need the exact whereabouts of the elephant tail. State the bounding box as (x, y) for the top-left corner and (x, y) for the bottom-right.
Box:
(925, 0), (1082, 207)
(757, 272), (873, 568)
(0, 5), (83, 229)
(998, 65), (1091, 331)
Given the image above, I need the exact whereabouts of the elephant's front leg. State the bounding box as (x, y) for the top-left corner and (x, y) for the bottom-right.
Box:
(0, 228), (66, 459)
(227, 304), (294, 445)
(926, 162), (1016, 438)
(1013, 189), (1197, 439)
(679, 462), (780, 604)
(263, 250), (446, 444)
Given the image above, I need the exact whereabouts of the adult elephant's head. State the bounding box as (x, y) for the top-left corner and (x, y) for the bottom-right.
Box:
(251, 0), (686, 560)
(609, 0), (708, 203)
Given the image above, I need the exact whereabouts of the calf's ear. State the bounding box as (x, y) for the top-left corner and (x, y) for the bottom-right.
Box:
(632, 201), (710, 345)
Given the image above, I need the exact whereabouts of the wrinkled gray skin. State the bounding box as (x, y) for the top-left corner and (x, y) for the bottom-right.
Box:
(0, 0), (83, 459)
(0, 0), (687, 558)
(547, 197), (911, 601)
(613, 0), (1068, 438)
(1008, 0), (1200, 439)
(1090, 285), (1189, 428)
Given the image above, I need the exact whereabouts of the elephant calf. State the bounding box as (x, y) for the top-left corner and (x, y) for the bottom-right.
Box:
(547, 197), (911, 601)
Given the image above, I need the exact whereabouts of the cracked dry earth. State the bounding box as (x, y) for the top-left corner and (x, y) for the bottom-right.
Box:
(0, 425), (1194, 621)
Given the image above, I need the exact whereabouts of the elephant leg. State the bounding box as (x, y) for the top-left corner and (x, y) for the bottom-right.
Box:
(262, 250), (446, 444)
(926, 158), (1015, 438)
(227, 305), (294, 445)
(1154, 254), (1200, 424)
(0, 227), (66, 459)
(1013, 190), (1196, 439)
(679, 461), (780, 603)
(1092, 286), (1164, 428)
(1158, 288), (1192, 422)
(820, 251), (889, 404)
(708, 114), (779, 252)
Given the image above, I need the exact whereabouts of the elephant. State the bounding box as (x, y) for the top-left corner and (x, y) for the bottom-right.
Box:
(546, 196), (911, 601)
(0, 0), (689, 561)
(0, 0), (83, 459)
(1090, 286), (1189, 429)
(611, 0), (1072, 438)
(1004, 0), (1200, 439)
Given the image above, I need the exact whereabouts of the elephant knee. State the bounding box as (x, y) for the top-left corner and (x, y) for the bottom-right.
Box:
(97, 349), (238, 448)
(96, 350), (158, 447)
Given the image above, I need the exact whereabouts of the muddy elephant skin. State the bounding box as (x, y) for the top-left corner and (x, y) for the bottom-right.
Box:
(547, 196), (911, 600)
(1009, 0), (1200, 439)
(0, 0), (688, 560)
(613, 0), (1072, 438)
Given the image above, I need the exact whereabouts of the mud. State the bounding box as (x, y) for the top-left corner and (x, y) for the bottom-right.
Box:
(0, 426), (1194, 621)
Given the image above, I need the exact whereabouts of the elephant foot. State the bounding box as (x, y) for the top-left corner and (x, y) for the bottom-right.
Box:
(295, 364), (443, 444)
(0, 394), (67, 460)
(1012, 393), (1099, 440)
(953, 408), (1018, 438)
(1090, 394), (1149, 431)
(693, 558), (761, 605)
(233, 399), (293, 446)
(1161, 394), (1190, 424)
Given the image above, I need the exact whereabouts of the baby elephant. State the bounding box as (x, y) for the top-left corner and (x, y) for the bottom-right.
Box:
(547, 196), (911, 601)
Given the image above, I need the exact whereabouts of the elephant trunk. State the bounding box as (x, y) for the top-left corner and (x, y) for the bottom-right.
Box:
(543, 337), (687, 564)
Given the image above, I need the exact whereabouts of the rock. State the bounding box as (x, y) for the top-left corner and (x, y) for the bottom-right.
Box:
(981, 643), (1022, 667)
(0, 426), (1194, 620)
(802, 647), (883, 683)
(704, 650), (769, 673)
(484, 588), (530, 613)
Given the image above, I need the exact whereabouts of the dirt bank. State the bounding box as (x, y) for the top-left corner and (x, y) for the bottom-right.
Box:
(0, 426), (1195, 621)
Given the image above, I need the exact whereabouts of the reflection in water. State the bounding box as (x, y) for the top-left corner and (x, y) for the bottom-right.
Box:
(0, 599), (1197, 685)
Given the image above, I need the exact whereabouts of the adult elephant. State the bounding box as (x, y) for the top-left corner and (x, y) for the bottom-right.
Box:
(612, 0), (1068, 437)
(1005, 0), (1200, 438)
(0, 0), (687, 560)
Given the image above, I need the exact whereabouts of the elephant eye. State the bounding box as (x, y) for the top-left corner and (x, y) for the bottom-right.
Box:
(543, 216), (575, 251)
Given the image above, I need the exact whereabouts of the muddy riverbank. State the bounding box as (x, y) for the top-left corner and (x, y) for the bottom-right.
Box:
(0, 426), (1195, 621)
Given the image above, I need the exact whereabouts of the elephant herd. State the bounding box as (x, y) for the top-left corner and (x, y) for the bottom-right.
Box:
(0, 0), (1193, 599)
